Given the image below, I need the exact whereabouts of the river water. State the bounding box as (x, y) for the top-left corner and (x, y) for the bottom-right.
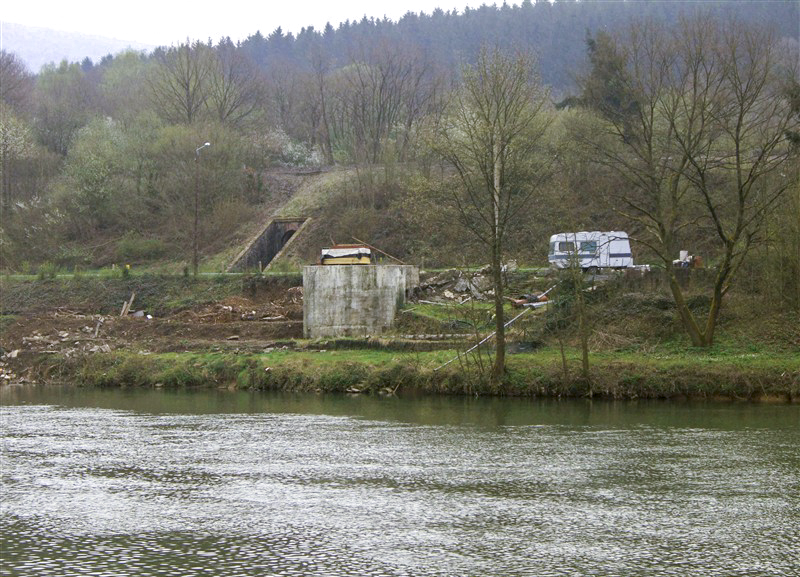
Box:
(1, 386), (798, 577)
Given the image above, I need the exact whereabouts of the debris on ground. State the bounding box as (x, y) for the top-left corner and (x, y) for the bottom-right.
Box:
(0, 286), (306, 378)
(417, 268), (494, 302)
(7, 322), (117, 359)
(508, 293), (550, 308)
(415, 264), (537, 303)
(170, 289), (303, 324)
(0, 362), (17, 382)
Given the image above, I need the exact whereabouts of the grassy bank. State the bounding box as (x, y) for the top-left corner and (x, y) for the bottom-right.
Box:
(20, 347), (800, 401)
(2, 272), (798, 401)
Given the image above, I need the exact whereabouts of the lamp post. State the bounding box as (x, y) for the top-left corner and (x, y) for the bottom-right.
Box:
(193, 142), (211, 276)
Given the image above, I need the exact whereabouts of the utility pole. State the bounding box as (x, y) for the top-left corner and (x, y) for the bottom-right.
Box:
(193, 142), (211, 276)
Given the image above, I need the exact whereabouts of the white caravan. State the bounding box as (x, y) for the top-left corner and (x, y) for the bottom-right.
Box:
(548, 231), (634, 270)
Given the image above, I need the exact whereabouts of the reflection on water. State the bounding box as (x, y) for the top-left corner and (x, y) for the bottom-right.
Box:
(1, 386), (799, 577)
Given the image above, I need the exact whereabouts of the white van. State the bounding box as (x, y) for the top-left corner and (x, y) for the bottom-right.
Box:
(548, 231), (635, 270)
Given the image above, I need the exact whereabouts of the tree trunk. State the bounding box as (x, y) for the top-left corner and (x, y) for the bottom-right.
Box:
(491, 238), (505, 388)
(667, 270), (709, 347)
(577, 284), (590, 383)
(666, 245), (736, 348)
(1, 141), (9, 217)
(491, 136), (505, 387)
(318, 82), (334, 165)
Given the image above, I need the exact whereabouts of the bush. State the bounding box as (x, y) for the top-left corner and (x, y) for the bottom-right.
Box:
(53, 246), (92, 270)
(36, 262), (58, 279)
(115, 233), (167, 263)
(686, 294), (711, 311)
(262, 129), (323, 167)
(204, 199), (253, 253)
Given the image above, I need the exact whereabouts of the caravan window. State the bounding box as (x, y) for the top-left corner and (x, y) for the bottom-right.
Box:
(558, 241), (575, 252)
(580, 241), (597, 254)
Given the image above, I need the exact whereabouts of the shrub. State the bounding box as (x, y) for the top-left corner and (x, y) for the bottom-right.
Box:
(204, 199), (253, 252)
(260, 129), (323, 167)
(37, 262), (58, 279)
(115, 233), (167, 263)
(53, 246), (92, 270)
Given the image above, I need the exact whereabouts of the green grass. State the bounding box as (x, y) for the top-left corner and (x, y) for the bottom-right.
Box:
(277, 170), (354, 217)
(395, 300), (542, 336)
(29, 345), (800, 400)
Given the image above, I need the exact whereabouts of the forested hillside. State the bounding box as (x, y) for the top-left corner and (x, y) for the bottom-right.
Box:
(1, 0), (798, 329)
(235, 0), (799, 98)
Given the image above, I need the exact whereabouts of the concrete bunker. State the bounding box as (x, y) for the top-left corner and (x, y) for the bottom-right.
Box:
(303, 264), (420, 338)
(229, 217), (309, 272)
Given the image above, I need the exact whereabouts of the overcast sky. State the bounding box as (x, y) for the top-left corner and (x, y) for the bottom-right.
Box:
(2, 0), (489, 46)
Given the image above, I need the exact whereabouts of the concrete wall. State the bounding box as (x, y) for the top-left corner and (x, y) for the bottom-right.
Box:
(303, 265), (420, 338)
(228, 218), (307, 272)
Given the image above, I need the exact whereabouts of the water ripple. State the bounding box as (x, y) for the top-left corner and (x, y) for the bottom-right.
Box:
(2, 400), (798, 577)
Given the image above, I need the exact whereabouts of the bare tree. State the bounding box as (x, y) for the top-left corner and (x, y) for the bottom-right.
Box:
(344, 39), (432, 164)
(577, 16), (798, 347)
(0, 50), (34, 113)
(0, 104), (34, 214)
(206, 41), (264, 127)
(306, 40), (335, 164)
(149, 42), (214, 124)
(431, 46), (552, 387)
(266, 59), (302, 134)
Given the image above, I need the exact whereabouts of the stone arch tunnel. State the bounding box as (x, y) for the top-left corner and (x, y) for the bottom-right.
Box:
(228, 217), (309, 272)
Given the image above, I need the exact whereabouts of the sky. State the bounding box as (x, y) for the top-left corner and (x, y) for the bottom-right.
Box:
(2, 0), (490, 47)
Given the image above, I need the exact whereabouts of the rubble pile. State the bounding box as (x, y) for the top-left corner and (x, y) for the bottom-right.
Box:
(416, 268), (495, 303)
(170, 287), (304, 323)
(2, 317), (117, 363)
(413, 262), (546, 305)
(0, 362), (16, 382)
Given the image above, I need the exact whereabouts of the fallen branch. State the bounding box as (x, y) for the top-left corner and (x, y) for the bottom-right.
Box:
(434, 307), (533, 371)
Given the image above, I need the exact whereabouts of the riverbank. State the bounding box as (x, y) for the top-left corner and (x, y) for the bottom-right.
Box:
(6, 346), (799, 402)
(2, 274), (798, 401)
